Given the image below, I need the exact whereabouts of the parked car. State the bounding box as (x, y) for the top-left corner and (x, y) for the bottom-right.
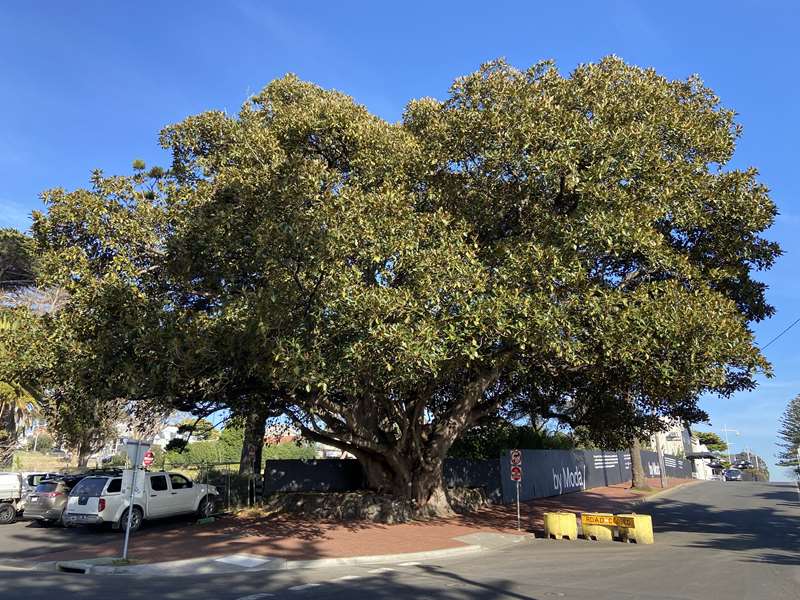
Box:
(18, 472), (64, 512)
(23, 472), (63, 490)
(63, 471), (218, 532)
(22, 479), (74, 526)
(0, 472), (24, 524)
(724, 468), (743, 481)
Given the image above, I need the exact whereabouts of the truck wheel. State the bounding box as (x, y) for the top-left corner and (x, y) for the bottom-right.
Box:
(119, 507), (143, 533)
(0, 503), (16, 524)
(197, 496), (215, 518)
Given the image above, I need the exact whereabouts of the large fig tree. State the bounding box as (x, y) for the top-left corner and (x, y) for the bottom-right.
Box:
(29, 56), (777, 513)
(155, 57), (775, 513)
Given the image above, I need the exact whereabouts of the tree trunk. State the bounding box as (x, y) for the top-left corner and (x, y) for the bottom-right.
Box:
(0, 407), (16, 467)
(357, 450), (454, 519)
(77, 442), (91, 469)
(239, 405), (269, 476)
(630, 438), (646, 488)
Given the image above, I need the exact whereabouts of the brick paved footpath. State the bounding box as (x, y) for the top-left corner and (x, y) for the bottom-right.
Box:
(32, 478), (697, 564)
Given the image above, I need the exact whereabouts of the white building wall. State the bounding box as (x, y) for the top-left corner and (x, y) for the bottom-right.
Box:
(690, 441), (714, 480)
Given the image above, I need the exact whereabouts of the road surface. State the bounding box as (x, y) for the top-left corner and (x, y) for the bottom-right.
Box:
(0, 481), (797, 599)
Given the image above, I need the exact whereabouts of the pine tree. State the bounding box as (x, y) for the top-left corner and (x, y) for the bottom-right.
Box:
(776, 394), (800, 478)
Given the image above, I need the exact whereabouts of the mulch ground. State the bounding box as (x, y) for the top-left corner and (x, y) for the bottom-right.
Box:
(31, 477), (697, 563)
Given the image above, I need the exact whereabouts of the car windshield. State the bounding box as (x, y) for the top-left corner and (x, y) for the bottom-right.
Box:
(69, 477), (108, 497)
(727, 469), (741, 475)
(34, 482), (59, 493)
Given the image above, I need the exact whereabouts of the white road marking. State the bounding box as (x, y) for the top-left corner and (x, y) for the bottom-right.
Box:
(236, 594), (275, 600)
(398, 561), (421, 566)
(216, 554), (271, 568)
(335, 575), (362, 581)
(288, 583), (322, 591)
(367, 567), (397, 574)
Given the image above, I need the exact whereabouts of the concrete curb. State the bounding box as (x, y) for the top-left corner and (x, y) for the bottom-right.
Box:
(283, 544), (484, 570)
(0, 558), (58, 572)
(28, 544), (489, 577)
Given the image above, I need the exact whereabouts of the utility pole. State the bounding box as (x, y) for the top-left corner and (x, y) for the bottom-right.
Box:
(721, 425), (740, 465)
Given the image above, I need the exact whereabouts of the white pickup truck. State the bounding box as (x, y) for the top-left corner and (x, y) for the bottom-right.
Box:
(63, 470), (217, 532)
(0, 472), (24, 524)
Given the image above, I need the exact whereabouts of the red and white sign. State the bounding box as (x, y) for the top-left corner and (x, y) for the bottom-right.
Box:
(510, 465), (523, 482)
(142, 450), (155, 467)
(510, 449), (522, 466)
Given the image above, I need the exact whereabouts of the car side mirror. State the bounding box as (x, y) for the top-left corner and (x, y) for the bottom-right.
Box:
(187, 481), (193, 488)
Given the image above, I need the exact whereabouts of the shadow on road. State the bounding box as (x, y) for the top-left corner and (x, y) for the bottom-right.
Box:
(0, 568), (539, 600)
(645, 482), (799, 566)
(0, 512), (229, 561)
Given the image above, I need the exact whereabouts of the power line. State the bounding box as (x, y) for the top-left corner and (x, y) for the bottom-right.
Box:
(760, 316), (800, 350)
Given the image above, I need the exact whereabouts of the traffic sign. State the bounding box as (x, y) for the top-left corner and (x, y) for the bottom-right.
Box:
(510, 465), (523, 481)
(142, 450), (155, 467)
(510, 449), (522, 466)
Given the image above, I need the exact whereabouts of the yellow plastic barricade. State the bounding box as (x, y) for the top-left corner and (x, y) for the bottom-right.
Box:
(615, 513), (654, 544)
(580, 512), (616, 541)
(543, 511), (578, 540)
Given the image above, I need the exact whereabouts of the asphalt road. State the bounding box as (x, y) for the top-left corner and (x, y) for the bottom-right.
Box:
(0, 512), (201, 561)
(0, 481), (797, 599)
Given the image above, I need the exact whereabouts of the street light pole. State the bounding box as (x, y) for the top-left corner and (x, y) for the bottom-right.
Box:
(721, 425), (740, 465)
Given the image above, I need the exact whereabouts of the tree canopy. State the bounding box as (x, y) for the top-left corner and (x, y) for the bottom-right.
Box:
(777, 394), (800, 477)
(692, 430), (729, 453)
(24, 56), (779, 512)
(0, 228), (36, 290)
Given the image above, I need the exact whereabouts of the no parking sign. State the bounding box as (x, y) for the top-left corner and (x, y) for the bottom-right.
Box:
(510, 449), (523, 530)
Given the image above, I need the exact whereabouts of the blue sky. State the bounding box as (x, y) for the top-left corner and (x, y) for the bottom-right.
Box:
(1, 2), (798, 479)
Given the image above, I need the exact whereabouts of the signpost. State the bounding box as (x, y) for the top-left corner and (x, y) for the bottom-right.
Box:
(142, 450), (154, 468)
(510, 449), (522, 531)
(121, 438), (148, 561)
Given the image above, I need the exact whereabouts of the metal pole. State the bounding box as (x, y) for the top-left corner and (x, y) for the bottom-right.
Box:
(516, 481), (521, 531)
(723, 426), (731, 465)
(122, 441), (142, 561)
(721, 426), (740, 466)
(655, 434), (666, 488)
(205, 462), (210, 515)
(226, 464), (231, 512)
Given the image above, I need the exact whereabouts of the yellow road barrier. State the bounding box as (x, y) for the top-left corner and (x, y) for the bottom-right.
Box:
(580, 512), (616, 541)
(615, 513), (654, 544)
(543, 511), (578, 540)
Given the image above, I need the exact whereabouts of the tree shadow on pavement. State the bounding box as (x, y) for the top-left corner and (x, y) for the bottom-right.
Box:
(0, 513), (341, 563)
(644, 482), (799, 566)
(0, 520), (123, 561)
(0, 568), (541, 600)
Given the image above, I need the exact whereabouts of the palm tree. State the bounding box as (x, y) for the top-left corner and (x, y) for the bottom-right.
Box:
(0, 310), (42, 464)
